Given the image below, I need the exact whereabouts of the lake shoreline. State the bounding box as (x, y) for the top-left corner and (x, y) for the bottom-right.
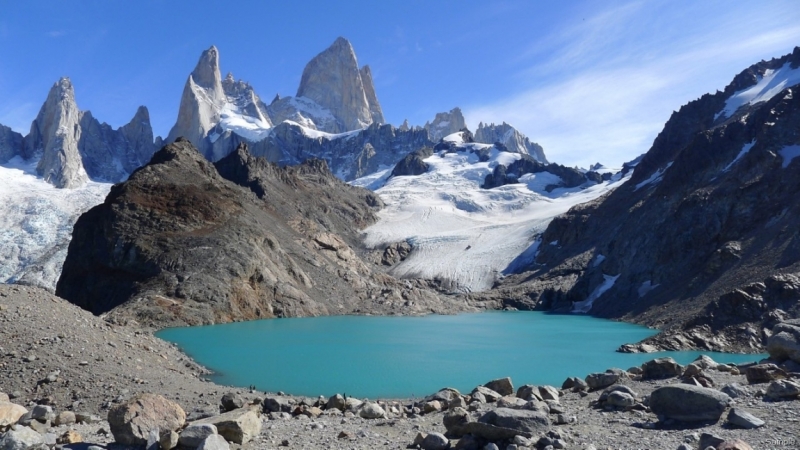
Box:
(2, 284), (798, 450)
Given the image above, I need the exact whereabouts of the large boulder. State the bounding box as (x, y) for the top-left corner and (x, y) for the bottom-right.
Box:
(179, 423), (218, 448)
(262, 396), (294, 413)
(0, 426), (44, 450)
(358, 403), (386, 419)
(107, 393), (186, 446)
(483, 377), (514, 396)
(765, 379), (800, 400)
(420, 432), (449, 450)
(197, 434), (230, 450)
(766, 319), (800, 364)
(471, 386), (502, 402)
(0, 403), (27, 428)
(478, 408), (549, 434)
(190, 407), (261, 444)
(220, 393), (244, 412)
(726, 408), (765, 429)
(585, 371), (619, 390)
(745, 364), (788, 383)
(649, 385), (731, 422)
(641, 357), (683, 379)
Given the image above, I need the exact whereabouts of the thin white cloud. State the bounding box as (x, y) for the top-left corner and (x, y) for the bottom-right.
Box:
(465, 1), (800, 168)
(46, 30), (66, 38)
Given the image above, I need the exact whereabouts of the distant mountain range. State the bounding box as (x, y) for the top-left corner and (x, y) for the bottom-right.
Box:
(3, 38), (800, 355)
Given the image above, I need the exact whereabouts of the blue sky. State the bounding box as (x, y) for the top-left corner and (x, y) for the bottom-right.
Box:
(0, 1), (798, 168)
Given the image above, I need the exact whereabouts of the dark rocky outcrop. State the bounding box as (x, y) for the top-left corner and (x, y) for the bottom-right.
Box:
(482, 154), (594, 191)
(56, 140), (459, 327)
(391, 147), (433, 177)
(469, 47), (800, 354)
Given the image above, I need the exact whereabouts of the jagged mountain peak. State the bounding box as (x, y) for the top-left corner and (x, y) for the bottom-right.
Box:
(295, 37), (374, 132)
(192, 45), (223, 90)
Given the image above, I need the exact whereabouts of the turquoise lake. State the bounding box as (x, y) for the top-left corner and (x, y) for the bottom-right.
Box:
(156, 312), (765, 399)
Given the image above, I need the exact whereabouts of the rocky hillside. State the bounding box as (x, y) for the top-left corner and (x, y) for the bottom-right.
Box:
(55, 139), (468, 328)
(475, 47), (800, 353)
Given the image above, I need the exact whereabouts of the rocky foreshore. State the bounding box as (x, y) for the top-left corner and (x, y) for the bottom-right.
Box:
(3, 285), (800, 450)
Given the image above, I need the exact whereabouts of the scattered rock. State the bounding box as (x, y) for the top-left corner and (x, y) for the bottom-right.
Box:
(765, 379), (800, 400)
(720, 383), (748, 398)
(56, 430), (81, 445)
(538, 385), (560, 401)
(190, 407), (261, 444)
(54, 411), (75, 426)
(160, 430), (179, 450)
(649, 384), (731, 423)
(716, 439), (754, 450)
(745, 364), (788, 383)
(726, 408), (765, 429)
(0, 403), (27, 428)
(107, 393), (186, 446)
(0, 426), (44, 450)
(479, 407), (549, 434)
(359, 402), (386, 419)
(585, 372), (619, 390)
(220, 393), (244, 412)
(327, 394), (346, 411)
(516, 385), (543, 401)
(483, 377), (514, 396)
(421, 432), (449, 450)
(471, 386), (502, 403)
(197, 434), (230, 450)
(179, 423), (218, 447)
(641, 357), (683, 379)
(766, 319), (800, 364)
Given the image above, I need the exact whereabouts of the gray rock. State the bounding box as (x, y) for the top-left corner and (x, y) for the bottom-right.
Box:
(54, 411), (75, 426)
(699, 432), (725, 450)
(159, 430), (179, 450)
(720, 383), (749, 398)
(29, 405), (53, 422)
(263, 395), (294, 413)
(442, 407), (472, 437)
(766, 319), (800, 364)
(538, 385), (560, 401)
(107, 393), (186, 447)
(649, 385), (731, 422)
(745, 363), (788, 383)
(606, 391), (636, 408)
(420, 432), (450, 450)
(726, 408), (765, 429)
(0, 402), (27, 427)
(585, 372), (619, 390)
(220, 393), (244, 412)
(516, 385), (543, 401)
(358, 402), (386, 419)
(190, 407), (261, 444)
(472, 386), (503, 402)
(482, 444), (499, 450)
(765, 379), (800, 399)
(179, 423), (218, 448)
(0, 426), (44, 450)
(479, 407), (549, 434)
(641, 357), (684, 379)
(326, 394), (346, 411)
(483, 377), (514, 396)
(197, 434), (230, 450)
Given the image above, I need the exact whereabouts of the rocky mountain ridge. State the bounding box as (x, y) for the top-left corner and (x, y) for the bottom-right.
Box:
(55, 139), (470, 328)
(472, 47), (800, 354)
(0, 78), (157, 188)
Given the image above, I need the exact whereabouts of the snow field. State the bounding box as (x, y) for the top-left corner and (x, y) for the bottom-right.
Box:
(358, 147), (628, 292)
